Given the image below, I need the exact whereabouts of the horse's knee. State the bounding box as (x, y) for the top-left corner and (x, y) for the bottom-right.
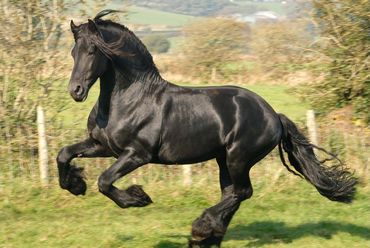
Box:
(98, 174), (111, 194)
(56, 147), (71, 164)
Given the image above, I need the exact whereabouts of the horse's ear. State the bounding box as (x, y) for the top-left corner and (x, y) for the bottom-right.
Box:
(70, 20), (78, 33)
(87, 19), (99, 35)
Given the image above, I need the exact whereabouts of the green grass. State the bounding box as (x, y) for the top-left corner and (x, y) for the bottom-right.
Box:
(246, 85), (308, 122)
(178, 83), (308, 123)
(72, 3), (198, 27)
(234, 0), (297, 16)
(125, 6), (198, 26)
(1, 176), (369, 248)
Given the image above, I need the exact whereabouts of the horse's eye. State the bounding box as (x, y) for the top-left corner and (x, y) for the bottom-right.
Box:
(88, 44), (96, 55)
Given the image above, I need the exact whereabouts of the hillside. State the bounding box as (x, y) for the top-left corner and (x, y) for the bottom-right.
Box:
(70, 1), (303, 28)
(127, 0), (230, 16)
(127, 0), (300, 17)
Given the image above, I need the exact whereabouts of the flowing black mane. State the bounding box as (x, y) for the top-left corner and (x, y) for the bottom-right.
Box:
(91, 10), (160, 80)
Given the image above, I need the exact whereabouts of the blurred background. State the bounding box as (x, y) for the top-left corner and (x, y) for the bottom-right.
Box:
(0, 0), (369, 247)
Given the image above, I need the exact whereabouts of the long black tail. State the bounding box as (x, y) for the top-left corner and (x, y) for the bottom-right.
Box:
(278, 113), (357, 203)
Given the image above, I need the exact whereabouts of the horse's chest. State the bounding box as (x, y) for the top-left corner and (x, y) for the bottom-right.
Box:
(87, 111), (115, 151)
(90, 125), (110, 148)
(90, 121), (134, 156)
(88, 121), (118, 154)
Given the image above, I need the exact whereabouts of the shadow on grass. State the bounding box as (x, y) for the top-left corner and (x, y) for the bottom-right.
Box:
(153, 240), (185, 248)
(225, 221), (370, 247)
(153, 234), (189, 248)
(115, 234), (134, 242)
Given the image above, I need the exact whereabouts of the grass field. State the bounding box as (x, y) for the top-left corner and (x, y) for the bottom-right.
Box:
(1, 172), (369, 248)
(121, 6), (198, 26)
(3, 81), (368, 247)
(234, 0), (297, 16)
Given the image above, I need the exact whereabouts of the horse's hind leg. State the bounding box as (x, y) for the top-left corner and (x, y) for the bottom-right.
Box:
(217, 155), (233, 200)
(189, 155), (253, 248)
(56, 138), (113, 195)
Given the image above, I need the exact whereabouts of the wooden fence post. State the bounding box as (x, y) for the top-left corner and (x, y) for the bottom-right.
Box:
(211, 67), (217, 82)
(37, 105), (49, 186)
(183, 164), (192, 186)
(306, 110), (318, 146)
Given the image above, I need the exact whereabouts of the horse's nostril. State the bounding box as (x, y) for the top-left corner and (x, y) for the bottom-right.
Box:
(74, 85), (83, 95)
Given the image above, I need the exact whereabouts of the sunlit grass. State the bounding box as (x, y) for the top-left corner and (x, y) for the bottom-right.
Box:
(246, 84), (308, 123)
(1, 173), (369, 248)
(234, 0), (297, 16)
(125, 6), (198, 26)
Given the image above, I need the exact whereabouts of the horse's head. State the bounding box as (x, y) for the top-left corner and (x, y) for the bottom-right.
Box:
(68, 10), (161, 101)
(69, 19), (109, 102)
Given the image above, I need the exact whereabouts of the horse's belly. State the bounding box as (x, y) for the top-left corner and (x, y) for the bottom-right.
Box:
(157, 134), (223, 164)
(157, 148), (221, 164)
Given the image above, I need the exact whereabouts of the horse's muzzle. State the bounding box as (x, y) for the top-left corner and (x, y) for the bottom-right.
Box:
(70, 84), (87, 102)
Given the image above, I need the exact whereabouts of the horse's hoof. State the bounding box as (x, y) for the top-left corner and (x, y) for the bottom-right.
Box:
(188, 237), (221, 248)
(67, 165), (87, 195)
(190, 214), (224, 248)
(126, 185), (153, 207)
(188, 238), (203, 248)
(68, 176), (87, 195)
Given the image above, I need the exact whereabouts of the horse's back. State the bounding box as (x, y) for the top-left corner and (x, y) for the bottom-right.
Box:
(178, 85), (281, 133)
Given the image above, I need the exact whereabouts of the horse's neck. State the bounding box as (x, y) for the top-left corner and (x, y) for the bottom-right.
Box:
(97, 62), (167, 118)
(97, 66), (117, 117)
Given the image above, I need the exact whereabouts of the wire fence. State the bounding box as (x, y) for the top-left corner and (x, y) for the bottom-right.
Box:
(0, 125), (282, 189)
(0, 114), (369, 191)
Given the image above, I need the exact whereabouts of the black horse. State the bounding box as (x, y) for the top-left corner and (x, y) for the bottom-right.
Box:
(57, 10), (357, 247)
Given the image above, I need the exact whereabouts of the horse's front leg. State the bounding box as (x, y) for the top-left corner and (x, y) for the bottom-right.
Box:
(98, 148), (153, 208)
(56, 138), (113, 195)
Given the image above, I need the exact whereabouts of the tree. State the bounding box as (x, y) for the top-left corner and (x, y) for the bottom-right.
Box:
(0, 1), (113, 145)
(306, 0), (370, 124)
(142, 34), (171, 54)
(249, 20), (313, 76)
(182, 18), (250, 81)
(0, 0), (114, 178)
(0, 0), (71, 147)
